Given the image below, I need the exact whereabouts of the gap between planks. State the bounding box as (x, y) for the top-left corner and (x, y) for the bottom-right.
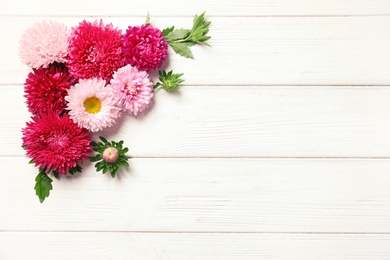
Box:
(1, 230), (390, 235)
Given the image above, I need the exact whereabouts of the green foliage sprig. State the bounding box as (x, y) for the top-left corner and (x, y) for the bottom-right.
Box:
(90, 136), (129, 178)
(154, 70), (184, 91)
(163, 12), (211, 58)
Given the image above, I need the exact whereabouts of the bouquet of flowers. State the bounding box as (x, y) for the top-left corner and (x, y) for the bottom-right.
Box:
(19, 13), (211, 202)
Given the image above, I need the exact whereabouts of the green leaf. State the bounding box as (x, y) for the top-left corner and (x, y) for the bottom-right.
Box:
(165, 29), (190, 41)
(34, 170), (53, 203)
(52, 170), (60, 180)
(164, 12), (211, 59)
(162, 26), (174, 36)
(154, 70), (185, 91)
(99, 136), (108, 143)
(169, 42), (193, 58)
(144, 12), (151, 24)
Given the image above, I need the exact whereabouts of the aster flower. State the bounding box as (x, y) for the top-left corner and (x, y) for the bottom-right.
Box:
(123, 23), (168, 71)
(65, 78), (122, 132)
(90, 136), (129, 178)
(19, 20), (69, 68)
(67, 20), (123, 81)
(110, 64), (154, 116)
(24, 64), (75, 115)
(21, 112), (92, 175)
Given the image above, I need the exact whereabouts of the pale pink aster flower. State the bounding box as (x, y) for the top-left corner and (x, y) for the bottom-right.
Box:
(19, 20), (69, 68)
(65, 78), (121, 132)
(110, 65), (154, 116)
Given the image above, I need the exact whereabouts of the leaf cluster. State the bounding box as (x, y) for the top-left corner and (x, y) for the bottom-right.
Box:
(163, 12), (211, 58)
(154, 70), (184, 91)
(90, 136), (129, 178)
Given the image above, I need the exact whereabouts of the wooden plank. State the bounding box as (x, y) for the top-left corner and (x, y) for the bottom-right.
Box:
(2, 16), (390, 85)
(4, 85), (390, 157)
(1, 0), (390, 16)
(1, 232), (390, 259)
(2, 157), (390, 232)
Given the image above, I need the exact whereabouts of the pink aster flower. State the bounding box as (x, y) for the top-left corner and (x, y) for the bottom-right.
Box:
(65, 78), (122, 132)
(110, 65), (154, 116)
(67, 20), (123, 81)
(122, 24), (168, 71)
(19, 20), (69, 68)
(22, 112), (91, 175)
(24, 65), (75, 115)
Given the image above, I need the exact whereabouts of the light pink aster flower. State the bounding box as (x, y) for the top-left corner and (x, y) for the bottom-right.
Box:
(65, 78), (121, 132)
(19, 20), (69, 68)
(110, 65), (154, 116)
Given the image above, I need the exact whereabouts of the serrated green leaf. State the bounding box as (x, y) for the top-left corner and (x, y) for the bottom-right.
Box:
(34, 170), (53, 203)
(169, 42), (194, 59)
(162, 26), (174, 36)
(165, 29), (190, 41)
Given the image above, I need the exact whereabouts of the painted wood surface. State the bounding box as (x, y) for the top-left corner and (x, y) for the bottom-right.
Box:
(1, 157), (390, 233)
(2, 17), (390, 85)
(3, 86), (390, 157)
(2, 233), (390, 260)
(1, 0), (389, 259)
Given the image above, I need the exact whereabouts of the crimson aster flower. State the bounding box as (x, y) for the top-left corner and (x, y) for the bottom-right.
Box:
(19, 20), (69, 68)
(110, 64), (154, 116)
(67, 20), (123, 81)
(122, 23), (168, 71)
(65, 78), (122, 132)
(22, 112), (91, 175)
(24, 65), (75, 115)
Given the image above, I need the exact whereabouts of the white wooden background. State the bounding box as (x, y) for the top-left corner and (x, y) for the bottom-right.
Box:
(1, 0), (390, 259)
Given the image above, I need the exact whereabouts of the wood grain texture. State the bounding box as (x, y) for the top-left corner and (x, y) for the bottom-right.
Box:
(4, 85), (390, 157)
(2, 157), (390, 233)
(1, 0), (390, 16)
(1, 232), (390, 260)
(2, 16), (390, 85)
(2, 0), (390, 259)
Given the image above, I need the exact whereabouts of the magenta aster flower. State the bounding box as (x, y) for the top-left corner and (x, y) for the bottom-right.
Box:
(110, 65), (154, 116)
(67, 20), (123, 81)
(22, 112), (91, 175)
(122, 24), (168, 71)
(24, 65), (75, 115)
(65, 78), (122, 132)
(19, 20), (69, 69)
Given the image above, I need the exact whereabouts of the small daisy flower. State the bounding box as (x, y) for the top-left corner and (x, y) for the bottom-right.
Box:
(19, 20), (69, 68)
(90, 136), (129, 178)
(65, 78), (121, 132)
(110, 64), (154, 116)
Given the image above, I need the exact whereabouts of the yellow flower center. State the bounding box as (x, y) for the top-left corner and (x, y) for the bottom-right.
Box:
(83, 96), (101, 114)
